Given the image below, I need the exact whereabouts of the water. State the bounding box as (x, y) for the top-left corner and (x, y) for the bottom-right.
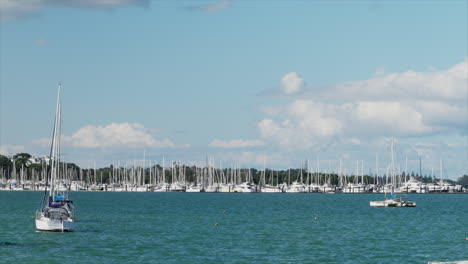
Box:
(0, 192), (467, 263)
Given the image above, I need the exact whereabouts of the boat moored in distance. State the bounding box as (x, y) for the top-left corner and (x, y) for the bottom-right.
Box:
(370, 138), (416, 208)
(370, 194), (416, 207)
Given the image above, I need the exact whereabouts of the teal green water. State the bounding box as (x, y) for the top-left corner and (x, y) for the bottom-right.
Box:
(0, 192), (467, 263)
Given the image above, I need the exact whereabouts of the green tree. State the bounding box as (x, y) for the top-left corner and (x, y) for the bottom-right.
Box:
(457, 175), (468, 188)
(0, 155), (13, 170)
(29, 163), (45, 172)
(13, 153), (32, 168)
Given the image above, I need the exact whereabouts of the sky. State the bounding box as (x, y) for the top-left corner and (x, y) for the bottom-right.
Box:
(0, 0), (467, 179)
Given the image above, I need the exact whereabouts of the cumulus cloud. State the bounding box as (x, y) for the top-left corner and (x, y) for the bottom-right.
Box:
(33, 123), (176, 149)
(258, 100), (343, 149)
(258, 60), (468, 151)
(258, 99), (457, 150)
(209, 139), (265, 148)
(353, 101), (431, 135)
(0, 0), (149, 22)
(280, 72), (305, 95)
(316, 60), (467, 103)
(66, 123), (174, 148)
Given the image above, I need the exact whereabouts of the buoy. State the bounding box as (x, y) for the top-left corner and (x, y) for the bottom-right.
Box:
(313, 217), (318, 220)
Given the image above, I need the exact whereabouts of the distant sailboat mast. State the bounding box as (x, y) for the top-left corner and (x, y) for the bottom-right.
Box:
(405, 156), (408, 183)
(419, 156), (422, 178)
(390, 137), (395, 191)
(439, 158), (443, 184)
(375, 153), (379, 185)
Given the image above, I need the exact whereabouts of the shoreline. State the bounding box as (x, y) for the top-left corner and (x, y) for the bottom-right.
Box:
(1, 189), (466, 194)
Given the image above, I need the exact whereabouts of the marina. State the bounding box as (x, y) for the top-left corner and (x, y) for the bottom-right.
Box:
(1, 178), (465, 194)
(0, 158), (465, 194)
(0, 166), (465, 194)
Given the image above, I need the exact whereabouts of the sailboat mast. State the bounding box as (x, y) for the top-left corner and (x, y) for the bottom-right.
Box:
(405, 156), (408, 182)
(375, 153), (379, 185)
(439, 158), (443, 184)
(49, 84), (62, 198)
(390, 138), (395, 191)
(419, 156), (422, 178)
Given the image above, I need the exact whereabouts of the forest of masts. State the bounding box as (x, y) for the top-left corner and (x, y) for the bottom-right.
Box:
(0, 157), (453, 188)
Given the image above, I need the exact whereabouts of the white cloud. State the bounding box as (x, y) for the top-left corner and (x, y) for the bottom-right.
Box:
(0, 0), (41, 22)
(1, 0), (149, 22)
(209, 139), (265, 148)
(317, 60), (467, 103)
(258, 100), (343, 149)
(66, 123), (174, 148)
(280, 72), (305, 95)
(414, 101), (465, 129)
(33, 122), (176, 149)
(258, 60), (468, 151)
(353, 101), (431, 135)
(0, 144), (25, 156)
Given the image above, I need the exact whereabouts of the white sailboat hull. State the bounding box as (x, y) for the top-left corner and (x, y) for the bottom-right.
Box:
(185, 187), (202, 192)
(36, 215), (75, 232)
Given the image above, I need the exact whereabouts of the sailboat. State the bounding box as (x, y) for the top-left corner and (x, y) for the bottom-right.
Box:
(35, 84), (76, 231)
(370, 138), (416, 208)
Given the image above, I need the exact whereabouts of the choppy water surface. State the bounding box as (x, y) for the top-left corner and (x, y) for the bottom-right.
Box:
(0, 192), (467, 263)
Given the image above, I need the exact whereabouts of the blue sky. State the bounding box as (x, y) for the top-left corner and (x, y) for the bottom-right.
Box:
(0, 0), (467, 179)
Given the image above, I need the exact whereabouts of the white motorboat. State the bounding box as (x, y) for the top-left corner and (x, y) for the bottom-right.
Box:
(370, 195), (416, 207)
(398, 177), (427, 193)
(285, 181), (307, 193)
(186, 184), (204, 192)
(233, 182), (257, 193)
(260, 184), (282, 193)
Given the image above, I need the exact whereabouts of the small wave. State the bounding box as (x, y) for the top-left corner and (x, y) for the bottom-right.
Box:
(0, 241), (22, 247)
(74, 229), (100, 233)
